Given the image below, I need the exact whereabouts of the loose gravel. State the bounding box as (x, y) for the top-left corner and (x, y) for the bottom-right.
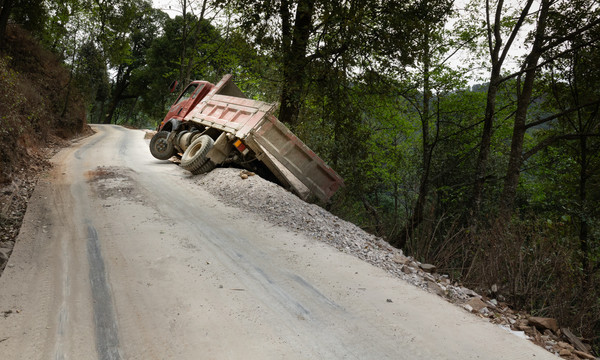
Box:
(195, 167), (586, 358)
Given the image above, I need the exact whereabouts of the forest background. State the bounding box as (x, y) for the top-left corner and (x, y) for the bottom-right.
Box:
(0, 0), (599, 353)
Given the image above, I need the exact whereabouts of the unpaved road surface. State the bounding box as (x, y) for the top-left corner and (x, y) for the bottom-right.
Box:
(0, 125), (556, 359)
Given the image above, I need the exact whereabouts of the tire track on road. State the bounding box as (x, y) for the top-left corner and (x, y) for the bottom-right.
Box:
(86, 223), (122, 360)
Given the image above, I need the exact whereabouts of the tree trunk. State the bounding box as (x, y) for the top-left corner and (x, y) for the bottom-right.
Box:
(183, 0), (207, 83)
(179, 0), (188, 87)
(278, 0), (315, 127)
(471, 75), (499, 214)
(392, 28), (433, 248)
(579, 135), (589, 274)
(104, 66), (132, 124)
(499, 0), (550, 215)
(470, 0), (535, 217)
(470, 0), (506, 215)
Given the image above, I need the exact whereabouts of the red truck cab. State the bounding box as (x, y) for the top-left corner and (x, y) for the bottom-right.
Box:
(159, 80), (214, 130)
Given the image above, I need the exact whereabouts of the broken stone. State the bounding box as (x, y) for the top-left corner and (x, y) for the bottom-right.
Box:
(426, 280), (446, 297)
(418, 263), (436, 273)
(557, 341), (574, 350)
(392, 254), (410, 265)
(558, 349), (571, 357)
(0, 248), (10, 262)
(465, 297), (488, 312)
(461, 287), (479, 297)
(185, 167), (580, 359)
(517, 325), (532, 333)
(528, 317), (559, 333)
(401, 265), (416, 274)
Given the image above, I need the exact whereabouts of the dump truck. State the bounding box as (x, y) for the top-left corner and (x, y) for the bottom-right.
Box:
(149, 74), (343, 202)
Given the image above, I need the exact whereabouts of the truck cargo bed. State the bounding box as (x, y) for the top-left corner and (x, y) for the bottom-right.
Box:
(185, 75), (343, 201)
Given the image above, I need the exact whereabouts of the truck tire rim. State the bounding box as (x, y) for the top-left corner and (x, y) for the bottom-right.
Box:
(156, 138), (168, 152)
(188, 139), (203, 156)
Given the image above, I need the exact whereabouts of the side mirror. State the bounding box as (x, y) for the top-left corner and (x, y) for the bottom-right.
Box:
(169, 80), (179, 93)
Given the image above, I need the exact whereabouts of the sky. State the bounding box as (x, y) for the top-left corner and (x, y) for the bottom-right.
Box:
(152, 0), (204, 18)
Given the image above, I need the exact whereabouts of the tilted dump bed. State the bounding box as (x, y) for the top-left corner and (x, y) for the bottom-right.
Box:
(184, 75), (344, 202)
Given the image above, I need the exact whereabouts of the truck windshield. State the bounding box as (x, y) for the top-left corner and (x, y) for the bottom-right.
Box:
(175, 84), (198, 105)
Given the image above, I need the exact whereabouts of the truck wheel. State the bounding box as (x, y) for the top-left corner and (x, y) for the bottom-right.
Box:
(180, 135), (214, 174)
(150, 131), (176, 160)
(196, 160), (216, 174)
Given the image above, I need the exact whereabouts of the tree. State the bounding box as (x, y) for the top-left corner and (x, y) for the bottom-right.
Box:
(0, 0), (47, 48)
(499, 0), (600, 215)
(534, 6), (600, 283)
(389, 0), (454, 248)
(468, 0), (536, 214)
(102, 0), (164, 124)
(222, 0), (431, 127)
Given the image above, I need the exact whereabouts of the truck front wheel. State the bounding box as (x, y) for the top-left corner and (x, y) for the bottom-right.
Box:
(180, 135), (215, 174)
(150, 131), (176, 160)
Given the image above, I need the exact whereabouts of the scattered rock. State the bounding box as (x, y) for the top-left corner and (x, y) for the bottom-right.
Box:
(465, 297), (488, 312)
(183, 167), (596, 359)
(418, 263), (436, 273)
(0, 248), (10, 262)
(239, 170), (255, 179)
(557, 341), (574, 350)
(426, 280), (446, 297)
(392, 254), (409, 265)
(528, 317), (559, 333)
(559, 348), (572, 357)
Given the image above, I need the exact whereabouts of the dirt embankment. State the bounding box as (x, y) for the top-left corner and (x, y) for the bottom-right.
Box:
(0, 25), (91, 272)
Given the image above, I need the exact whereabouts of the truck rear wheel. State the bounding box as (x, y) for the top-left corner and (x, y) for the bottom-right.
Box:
(150, 131), (176, 160)
(181, 135), (214, 174)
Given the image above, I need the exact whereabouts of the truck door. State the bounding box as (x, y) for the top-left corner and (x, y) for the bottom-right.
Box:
(164, 83), (205, 122)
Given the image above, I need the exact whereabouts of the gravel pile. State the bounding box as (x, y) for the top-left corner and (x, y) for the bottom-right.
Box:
(196, 168), (484, 298)
(195, 167), (597, 359)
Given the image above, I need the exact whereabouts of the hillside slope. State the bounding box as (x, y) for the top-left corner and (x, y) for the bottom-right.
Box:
(0, 25), (90, 271)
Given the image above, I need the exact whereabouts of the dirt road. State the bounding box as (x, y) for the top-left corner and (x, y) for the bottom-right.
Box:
(0, 125), (557, 359)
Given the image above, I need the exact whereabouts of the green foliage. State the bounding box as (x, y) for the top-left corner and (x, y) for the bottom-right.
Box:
(9, 0), (47, 34)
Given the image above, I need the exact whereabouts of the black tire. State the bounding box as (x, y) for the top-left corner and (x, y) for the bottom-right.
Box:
(196, 160), (216, 174)
(150, 131), (176, 160)
(180, 135), (214, 174)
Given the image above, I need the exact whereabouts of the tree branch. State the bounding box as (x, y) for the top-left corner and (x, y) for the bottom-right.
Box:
(524, 133), (600, 161)
(541, 17), (600, 53)
(500, 35), (600, 84)
(498, 0), (534, 65)
(525, 99), (600, 129)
